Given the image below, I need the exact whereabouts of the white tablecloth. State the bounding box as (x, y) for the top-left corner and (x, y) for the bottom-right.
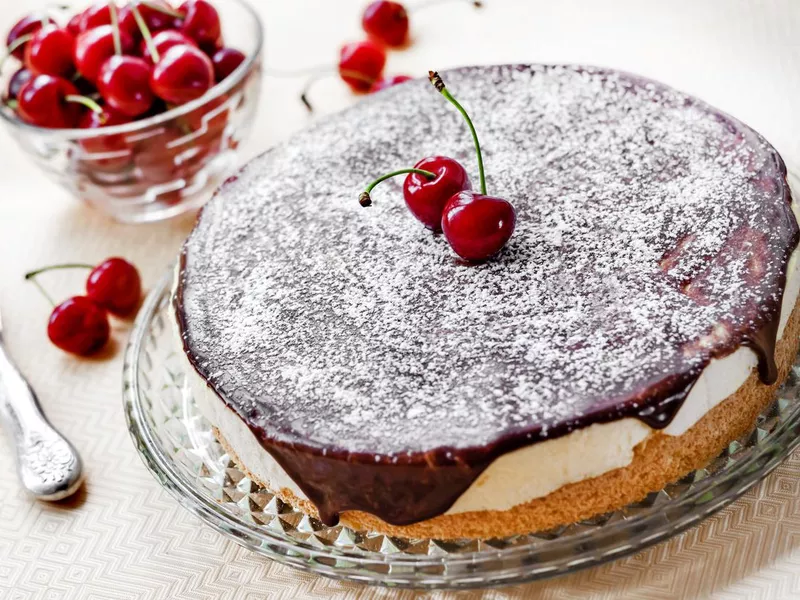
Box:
(1, 1), (799, 597)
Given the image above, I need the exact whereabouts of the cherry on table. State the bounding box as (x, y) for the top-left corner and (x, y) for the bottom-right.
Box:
(140, 29), (196, 64)
(97, 55), (154, 117)
(5, 68), (32, 100)
(441, 191), (516, 261)
(151, 44), (214, 104)
(179, 0), (221, 47)
(17, 75), (83, 128)
(370, 74), (412, 93)
(86, 258), (142, 316)
(210, 47), (244, 82)
(6, 14), (54, 60)
(362, 1), (409, 47)
(24, 26), (75, 78)
(47, 296), (110, 356)
(338, 40), (386, 92)
(74, 25), (135, 83)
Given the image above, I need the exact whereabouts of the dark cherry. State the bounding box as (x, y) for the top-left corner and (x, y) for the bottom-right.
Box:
(210, 47), (244, 82)
(179, 0), (221, 46)
(338, 40), (386, 92)
(47, 296), (110, 356)
(74, 25), (135, 83)
(97, 55), (154, 116)
(17, 75), (82, 128)
(441, 191), (516, 261)
(403, 157), (471, 230)
(86, 258), (142, 316)
(370, 74), (412, 92)
(139, 29), (196, 64)
(151, 44), (214, 104)
(5, 68), (32, 100)
(78, 107), (133, 172)
(24, 26), (75, 78)
(6, 15), (54, 60)
(362, 1), (409, 47)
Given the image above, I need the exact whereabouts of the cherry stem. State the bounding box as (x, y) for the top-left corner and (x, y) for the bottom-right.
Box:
(1, 33), (34, 70)
(300, 68), (380, 112)
(359, 168), (436, 207)
(429, 70), (486, 195)
(131, 4), (159, 63)
(6, 99), (18, 110)
(109, 1), (122, 56)
(413, 0), (482, 11)
(24, 263), (94, 280)
(27, 276), (56, 307)
(141, 1), (184, 19)
(65, 94), (104, 114)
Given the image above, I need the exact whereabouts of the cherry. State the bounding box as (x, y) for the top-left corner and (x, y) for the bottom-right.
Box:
(441, 191), (516, 261)
(86, 258), (142, 316)
(139, 29), (196, 64)
(6, 15), (54, 60)
(75, 2), (139, 37)
(210, 47), (244, 82)
(17, 75), (83, 128)
(74, 25), (135, 83)
(126, 1), (183, 34)
(338, 41), (386, 92)
(359, 157), (471, 230)
(24, 26), (75, 78)
(362, 1), (409, 47)
(47, 297), (110, 356)
(370, 74), (412, 92)
(78, 107), (133, 172)
(67, 13), (83, 37)
(151, 44), (214, 104)
(5, 67), (32, 100)
(97, 55), (154, 116)
(179, 0), (221, 47)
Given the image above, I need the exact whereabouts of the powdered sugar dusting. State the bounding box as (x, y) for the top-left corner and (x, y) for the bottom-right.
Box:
(179, 65), (797, 455)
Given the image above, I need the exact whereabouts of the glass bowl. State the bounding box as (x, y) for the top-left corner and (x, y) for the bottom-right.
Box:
(123, 269), (800, 589)
(0, 0), (263, 224)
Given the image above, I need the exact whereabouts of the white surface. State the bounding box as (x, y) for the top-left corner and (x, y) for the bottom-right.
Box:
(1, 1), (800, 598)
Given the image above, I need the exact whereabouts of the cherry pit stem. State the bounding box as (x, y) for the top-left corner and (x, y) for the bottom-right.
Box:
(429, 70), (486, 195)
(109, 1), (122, 56)
(359, 168), (436, 206)
(131, 4), (160, 63)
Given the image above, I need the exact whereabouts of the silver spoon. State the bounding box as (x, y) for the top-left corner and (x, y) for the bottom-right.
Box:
(0, 308), (84, 501)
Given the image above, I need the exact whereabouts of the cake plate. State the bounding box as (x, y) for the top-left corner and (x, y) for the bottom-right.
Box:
(123, 270), (800, 589)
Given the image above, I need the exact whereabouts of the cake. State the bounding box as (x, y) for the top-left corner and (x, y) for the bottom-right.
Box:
(173, 65), (800, 539)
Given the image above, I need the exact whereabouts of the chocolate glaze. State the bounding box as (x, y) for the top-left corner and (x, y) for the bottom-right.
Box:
(175, 65), (799, 527)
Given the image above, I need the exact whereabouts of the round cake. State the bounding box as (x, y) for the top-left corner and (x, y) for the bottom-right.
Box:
(173, 65), (800, 539)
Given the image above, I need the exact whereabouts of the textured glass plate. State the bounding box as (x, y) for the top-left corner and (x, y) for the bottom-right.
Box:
(123, 271), (800, 589)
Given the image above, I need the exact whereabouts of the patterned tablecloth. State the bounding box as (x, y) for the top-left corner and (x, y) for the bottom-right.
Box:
(1, 0), (799, 598)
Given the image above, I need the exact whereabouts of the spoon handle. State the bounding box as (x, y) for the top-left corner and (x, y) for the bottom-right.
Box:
(0, 344), (84, 501)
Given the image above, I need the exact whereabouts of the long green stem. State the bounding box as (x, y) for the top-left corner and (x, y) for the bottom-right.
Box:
(5, 99), (18, 110)
(25, 264), (94, 280)
(301, 68), (382, 112)
(109, 1), (122, 56)
(429, 70), (486, 195)
(0, 33), (34, 70)
(28, 277), (56, 307)
(131, 4), (159, 63)
(359, 168), (436, 207)
(65, 95), (104, 114)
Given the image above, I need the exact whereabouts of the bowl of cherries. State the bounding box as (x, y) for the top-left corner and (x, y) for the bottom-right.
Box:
(0, 0), (263, 223)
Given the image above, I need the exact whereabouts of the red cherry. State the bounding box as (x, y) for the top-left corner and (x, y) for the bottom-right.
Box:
(97, 55), (154, 116)
(74, 25), (135, 83)
(114, 5), (143, 39)
(338, 41), (386, 92)
(78, 3), (112, 32)
(6, 15), (54, 60)
(78, 107), (133, 172)
(47, 297), (110, 356)
(5, 68), (32, 100)
(370, 74), (412, 93)
(150, 44), (214, 104)
(66, 13), (83, 37)
(210, 47), (244, 82)
(403, 157), (471, 230)
(362, 1), (409, 47)
(86, 258), (142, 316)
(127, 1), (183, 34)
(17, 75), (83, 128)
(441, 191), (516, 261)
(179, 0), (221, 46)
(139, 29), (196, 64)
(24, 26), (75, 78)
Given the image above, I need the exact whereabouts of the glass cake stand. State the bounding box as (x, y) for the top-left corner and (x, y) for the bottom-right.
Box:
(123, 270), (800, 589)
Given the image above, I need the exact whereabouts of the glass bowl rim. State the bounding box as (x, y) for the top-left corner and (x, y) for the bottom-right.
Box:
(0, 0), (263, 141)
